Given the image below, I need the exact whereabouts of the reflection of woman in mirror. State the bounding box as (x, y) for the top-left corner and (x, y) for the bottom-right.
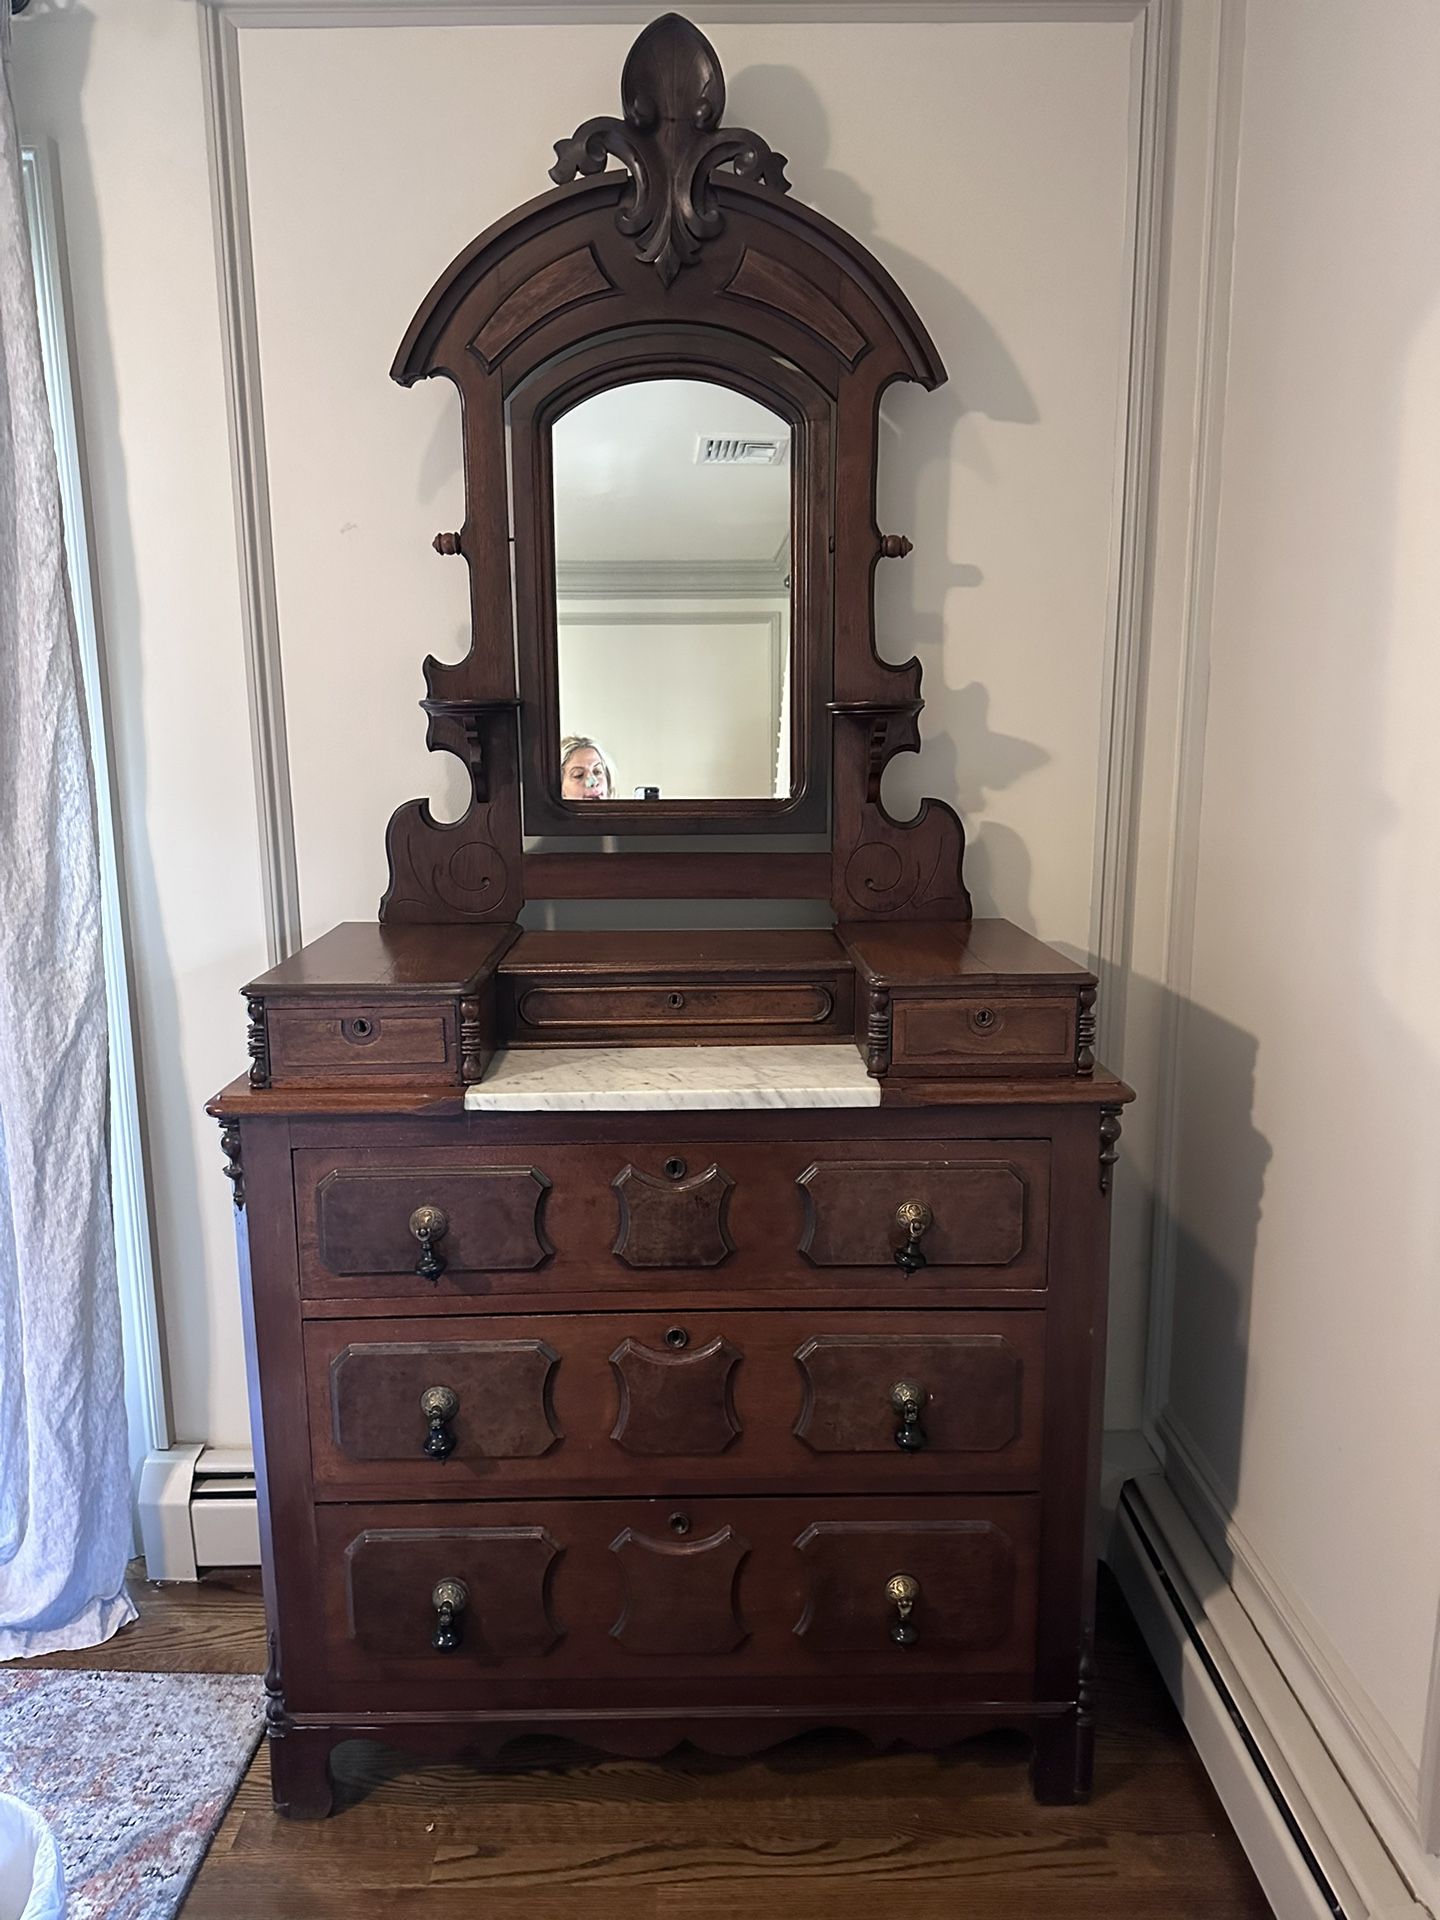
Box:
(560, 735), (616, 800)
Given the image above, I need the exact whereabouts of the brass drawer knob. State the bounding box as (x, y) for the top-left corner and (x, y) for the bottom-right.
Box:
(409, 1204), (449, 1282)
(893, 1198), (933, 1274)
(431, 1577), (468, 1651)
(420, 1384), (459, 1460)
(889, 1379), (928, 1452)
(887, 1571), (920, 1646)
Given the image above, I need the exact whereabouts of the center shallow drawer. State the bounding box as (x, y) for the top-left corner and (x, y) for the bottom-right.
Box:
(305, 1493), (1039, 1709)
(294, 1137), (1050, 1300)
(303, 1310), (1045, 1498)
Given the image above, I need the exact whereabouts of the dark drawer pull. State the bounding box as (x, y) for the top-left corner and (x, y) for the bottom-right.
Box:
(893, 1198), (933, 1274)
(887, 1572), (920, 1646)
(431, 1578), (467, 1651)
(889, 1379), (928, 1451)
(420, 1384), (458, 1460)
(409, 1204), (449, 1282)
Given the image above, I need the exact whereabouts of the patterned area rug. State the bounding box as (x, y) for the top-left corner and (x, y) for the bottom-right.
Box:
(0, 1670), (262, 1920)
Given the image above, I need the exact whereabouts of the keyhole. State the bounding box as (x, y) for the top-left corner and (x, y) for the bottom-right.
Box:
(669, 1512), (691, 1536)
(664, 1327), (689, 1350)
(973, 1008), (995, 1029)
(667, 992), (686, 1010)
(352, 1017), (372, 1037)
(664, 1157), (687, 1180)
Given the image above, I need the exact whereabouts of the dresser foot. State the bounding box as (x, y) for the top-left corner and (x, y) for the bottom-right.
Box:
(1029, 1711), (1094, 1804)
(269, 1730), (335, 1820)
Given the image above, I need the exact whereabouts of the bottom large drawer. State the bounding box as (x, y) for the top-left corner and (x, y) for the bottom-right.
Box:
(307, 1494), (1039, 1710)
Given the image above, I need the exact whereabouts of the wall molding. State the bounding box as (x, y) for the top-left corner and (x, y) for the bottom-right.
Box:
(1113, 1471), (1429, 1920)
(199, 0), (1171, 986)
(198, 5), (303, 967)
(1141, 0), (1245, 1433)
(1087, 0), (1171, 1071)
(1154, 1408), (1440, 1915)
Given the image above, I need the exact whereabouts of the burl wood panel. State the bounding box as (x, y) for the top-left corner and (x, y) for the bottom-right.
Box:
(794, 1517), (1018, 1653)
(305, 1162), (552, 1287)
(310, 1494), (1040, 1706)
(798, 1155), (1040, 1270)
(328, 1339), (559, 1462)
(795, 1332), (1029, 1457)
(301, 1310), (1044, 1498)
(611, 1163), (736, 1268)
(609, 1336), (741, 1455)
(344, 1525), (560, 1662)
(609, 1524), (750, 1655)
(294, 1138), (1050, 1302)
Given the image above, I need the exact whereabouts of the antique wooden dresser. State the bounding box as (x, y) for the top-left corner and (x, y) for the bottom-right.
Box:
(210, 14), (1132, 1819)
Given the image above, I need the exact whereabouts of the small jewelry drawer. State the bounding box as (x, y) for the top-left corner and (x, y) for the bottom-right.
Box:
(509, 978), (849, 1043)
(302, 1310), (1045, 1499)
(302, 1492), (1040, 1708)
(265, 1000), (460, 1085)
(889, 994), (1078, 1077)
(497, 928), (854, 1049)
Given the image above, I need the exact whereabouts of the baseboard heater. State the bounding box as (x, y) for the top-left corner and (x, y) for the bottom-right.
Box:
(1111, 1474), (1426, 1920)
(137, 1445), (261, 1581)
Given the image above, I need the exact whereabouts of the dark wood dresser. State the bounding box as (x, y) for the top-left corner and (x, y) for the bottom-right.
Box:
(210, 15), (1132, 1819)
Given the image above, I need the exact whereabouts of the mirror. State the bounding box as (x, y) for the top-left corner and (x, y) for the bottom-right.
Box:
(550, 378), (793, 804)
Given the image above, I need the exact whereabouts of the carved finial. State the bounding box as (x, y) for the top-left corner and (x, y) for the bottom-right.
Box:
(549, 13), (791, 287)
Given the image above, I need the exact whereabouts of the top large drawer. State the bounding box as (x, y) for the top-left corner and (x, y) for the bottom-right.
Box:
(294, 1138), (1050, 1301)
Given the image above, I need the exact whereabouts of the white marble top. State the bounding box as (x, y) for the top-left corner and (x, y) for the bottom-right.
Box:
(463, 1044), (881, 1111)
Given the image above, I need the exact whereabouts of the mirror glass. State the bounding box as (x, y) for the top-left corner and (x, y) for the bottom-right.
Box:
(551, 378), (793, 803)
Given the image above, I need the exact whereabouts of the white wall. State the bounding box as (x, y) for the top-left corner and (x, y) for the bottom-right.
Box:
(12, 3), (1163, 1446)
(1150, 0), (1440, 1877)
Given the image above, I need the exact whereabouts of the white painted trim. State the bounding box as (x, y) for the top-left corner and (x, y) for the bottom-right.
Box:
(1141, 0), (1245, 1432)
(202, 1), (1152, 28)
(1087, 0), (1171, 1071)
(1110, 1485), (1349, 1920)
(197, 7), (304, 967)
(20, 144), (172, 1489)
(201, 0), (1167, 990)
(1154, 1411), (1440, 1913)
(137, 1445), (205, 1582)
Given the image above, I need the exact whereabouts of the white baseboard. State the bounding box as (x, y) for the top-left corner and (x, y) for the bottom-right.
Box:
(1112, 1471), (1429, 1920)
(138, 1445), (260, 1579)
(1152, 1410), (1440, 1916)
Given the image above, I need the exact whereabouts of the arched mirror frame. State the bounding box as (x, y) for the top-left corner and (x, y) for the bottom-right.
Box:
(381, 12), (971, 927)
(511, 331), (832, 834)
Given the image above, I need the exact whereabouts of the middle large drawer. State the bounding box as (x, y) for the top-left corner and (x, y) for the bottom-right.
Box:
(303, 1310), (1045, 1499)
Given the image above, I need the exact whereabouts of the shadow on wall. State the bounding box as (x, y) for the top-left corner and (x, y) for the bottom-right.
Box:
(731, 63), (1045, 924)
(1141, 986), (1272, 1508)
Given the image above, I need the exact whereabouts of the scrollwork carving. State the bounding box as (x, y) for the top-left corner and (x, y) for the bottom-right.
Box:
(550, 12), (790, 287)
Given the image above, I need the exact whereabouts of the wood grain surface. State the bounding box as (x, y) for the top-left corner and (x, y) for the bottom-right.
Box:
(6, 1562), (1268, 1918)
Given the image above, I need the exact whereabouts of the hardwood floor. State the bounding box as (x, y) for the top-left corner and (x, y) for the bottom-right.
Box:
(9, 1563), (1271, 1918)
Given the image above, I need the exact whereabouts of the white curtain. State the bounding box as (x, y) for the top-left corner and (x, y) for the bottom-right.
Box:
(0, 11), (136, 1655)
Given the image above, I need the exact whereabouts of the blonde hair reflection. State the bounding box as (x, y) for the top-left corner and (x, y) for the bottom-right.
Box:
(559, 735), (617, 800)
